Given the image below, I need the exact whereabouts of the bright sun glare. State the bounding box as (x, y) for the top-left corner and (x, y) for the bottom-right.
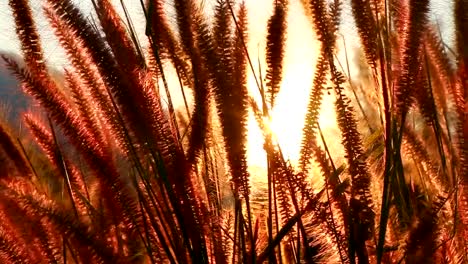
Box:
(245, 0), (340, 180)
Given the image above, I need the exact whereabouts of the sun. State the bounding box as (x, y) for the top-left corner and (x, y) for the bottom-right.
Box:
(245, 0), (321, 180)
(245, 65), (314, 180)
(242, 0), (352, 184)
(246, 73), (342, 186)
(245, 70), (312, 167)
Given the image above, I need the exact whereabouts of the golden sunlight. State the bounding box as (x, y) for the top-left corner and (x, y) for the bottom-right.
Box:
(4, 0), (463, 261)
(246, 0), (332, 178)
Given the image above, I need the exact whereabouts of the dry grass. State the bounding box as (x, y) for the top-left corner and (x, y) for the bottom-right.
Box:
(0, 0), (467, 263)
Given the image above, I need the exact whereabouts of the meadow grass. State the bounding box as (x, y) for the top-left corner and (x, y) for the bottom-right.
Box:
(0, 0), (467, 263)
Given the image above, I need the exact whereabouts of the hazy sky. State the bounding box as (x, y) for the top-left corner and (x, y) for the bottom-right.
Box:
(0, 0), (455, 172)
